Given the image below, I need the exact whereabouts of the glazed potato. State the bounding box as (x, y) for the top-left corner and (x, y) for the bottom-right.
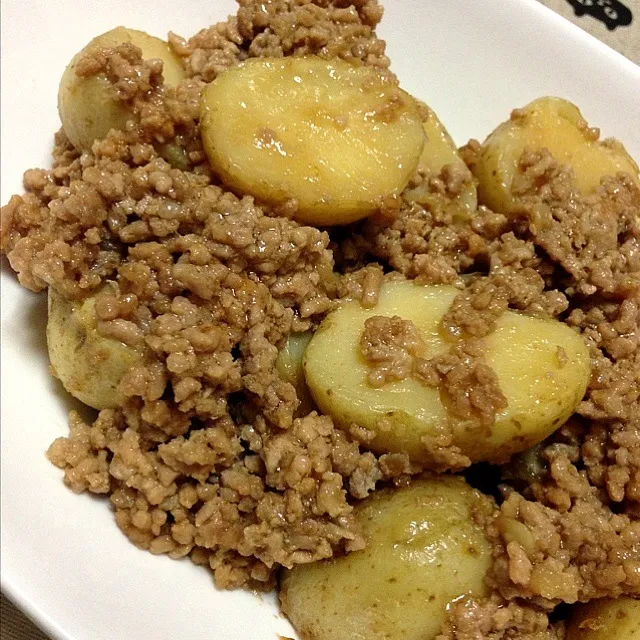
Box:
(58, 26), (185, 151)
(47, 287), (145, 410)
(281, 476), (493, 640)
(303, 281), (590, 464)
(200, 57), (425, 225)
(275, 331), (316, 416)
(566, 597), (640, 640)
(404, 104), (478, 213)
(472, 96), (640, 214)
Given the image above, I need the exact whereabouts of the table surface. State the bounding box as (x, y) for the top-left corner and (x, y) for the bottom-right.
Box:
(1, 0), (638, 638)
(541, 0), (639, 63)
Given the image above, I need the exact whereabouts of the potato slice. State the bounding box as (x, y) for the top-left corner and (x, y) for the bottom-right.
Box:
(566, 597), (640, 640)
(58, 26), (185, 151)
(303, 281), (590, 464)
(275, 331), (316, 416)
(47, 287), (145, 410)
(200, 57), (425, 225)
(280, 476), (493, 640)
(404, 104), (478, 213)
(471, 96), (640, 214)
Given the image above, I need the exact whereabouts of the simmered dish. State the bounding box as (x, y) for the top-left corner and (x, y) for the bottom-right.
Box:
(1, 1), (639, 639)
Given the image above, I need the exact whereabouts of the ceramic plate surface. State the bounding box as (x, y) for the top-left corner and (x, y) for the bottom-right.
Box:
(1, 1), (639, 639)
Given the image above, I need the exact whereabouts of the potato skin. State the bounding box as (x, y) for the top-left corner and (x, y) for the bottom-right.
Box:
(58, 26), (185, 151)
(275, 331), (316, 417)
(200, 57), (425, 225)
(47, 287), (145, 410)
(472, 96), (639, 214)
(303, 281), (590, 465)
(566, 597), (640, 640)
(280, 476), (493, 640)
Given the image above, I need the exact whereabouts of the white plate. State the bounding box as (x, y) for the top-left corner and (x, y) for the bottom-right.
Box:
(1, 2), (639, 639)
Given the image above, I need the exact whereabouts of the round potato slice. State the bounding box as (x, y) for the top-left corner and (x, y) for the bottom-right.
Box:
(47, 287), (145, 410)
(566, 597), (640, 640)
(472, 96), (639, 215)
(200, 57), (425, 225)
(303, 281), (590, 465)
(280, 476), (493, 640)
(58, 26), (185, 151)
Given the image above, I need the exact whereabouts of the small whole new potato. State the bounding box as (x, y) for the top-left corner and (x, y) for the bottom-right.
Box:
(58, 26), (185, 151)
(200, 57), (425, 225)
(275, 331), (316, 417)
(280, 476), (493, 640)
(47, 286), (146, 410)
(566, 597), (640, 640)
(303, 281), (590, 465)
(404, 103), (478, 214)
(471, 96), (639, 214)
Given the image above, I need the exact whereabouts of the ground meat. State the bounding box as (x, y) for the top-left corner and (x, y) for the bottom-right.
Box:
(567, 298), (640, 423)
(3, 0), (640, 634)
(436, 594), (563, 640)
(172, 0), (388, 83)
(485, 419), (640, 606)
(489, 487), (640, 604)
(169, 17), (246, 82)
(582, 419), (640, 507)
(1, 2), (386, 589)
(403, 161), (476, 207)
(358, 197), (483, 284)
(47, 406), (383, 588)
(75, 42), (165, 102)
(469, 153), (640, 608)
(414, 339), (508, 429)
(335, 263), (386, 305)
(502, 150), (640, 425)
(359, 315), (423, 386)
(515, 152), (640, 299)
(441, 278), (509, 338)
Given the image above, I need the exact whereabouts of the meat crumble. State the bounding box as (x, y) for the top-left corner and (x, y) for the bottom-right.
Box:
(359, 316), (507, 432)
(1, 0), (639, 638)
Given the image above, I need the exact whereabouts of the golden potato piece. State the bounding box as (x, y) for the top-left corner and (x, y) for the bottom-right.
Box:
(404, 104), (477, 213)
(47, 287), (145, 410)
(275, 331), (316, 416)
(566, 597), (640, 640)
(472, 96), (639, 214)
(58, 26), (185, 151)
(281, 476), (493, 640)
(303, 281), (590, 465)
(200, 57), (425, 225)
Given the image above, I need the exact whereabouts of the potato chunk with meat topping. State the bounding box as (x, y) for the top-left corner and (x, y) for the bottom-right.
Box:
(281, 476), (493, 640)
(200, 57), (425, 225)
(47, 286), (145, 410)
(471, 96), (639, 214)
(303, 281), (590, 465)
(58, 27), (185, 151)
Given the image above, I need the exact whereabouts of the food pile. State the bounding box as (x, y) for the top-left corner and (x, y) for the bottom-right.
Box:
(1, 1), (638, 638)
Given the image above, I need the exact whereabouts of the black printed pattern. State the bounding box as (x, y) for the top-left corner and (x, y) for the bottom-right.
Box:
(566, 0), (633, 30)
